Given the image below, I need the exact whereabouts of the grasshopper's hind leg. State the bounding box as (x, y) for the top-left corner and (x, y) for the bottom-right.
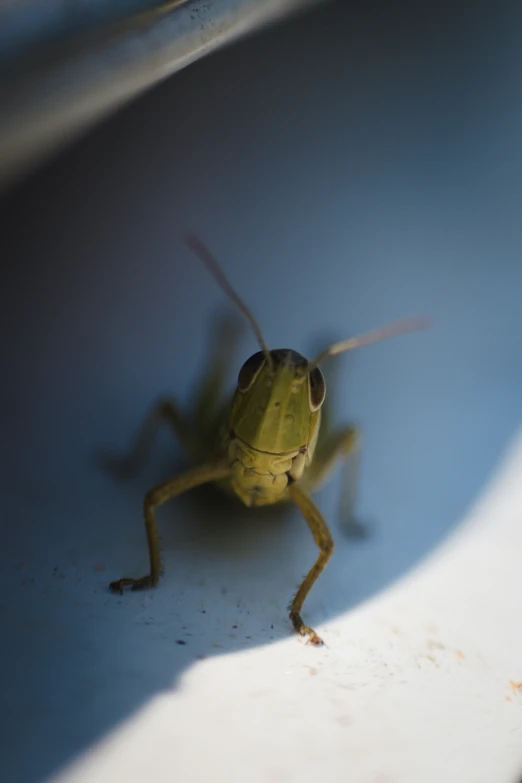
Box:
(303, 425), (368, 538)
(190, 312), (243, 442)
(110, 461), (231, 593)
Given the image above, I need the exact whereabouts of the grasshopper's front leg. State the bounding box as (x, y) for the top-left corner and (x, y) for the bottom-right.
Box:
(287, 482), (334, 646)
(110, 461), (231, 592)
(303, 425), (368, 538)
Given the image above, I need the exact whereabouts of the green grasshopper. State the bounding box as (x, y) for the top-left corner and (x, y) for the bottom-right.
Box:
(109, 235), (425, 645)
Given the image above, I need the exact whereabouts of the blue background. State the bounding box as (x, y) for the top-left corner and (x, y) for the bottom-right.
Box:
(0, 1), (521, 781)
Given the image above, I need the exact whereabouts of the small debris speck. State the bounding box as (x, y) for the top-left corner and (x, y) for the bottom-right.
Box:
(426, 638), (445, 650)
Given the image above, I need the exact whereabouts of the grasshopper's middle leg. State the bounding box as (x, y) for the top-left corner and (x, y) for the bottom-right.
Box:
(287, 482), (334, 646)
(102, 315), (242, 478)
(101, 396), (201, 479)
(110, 461), (231, 593)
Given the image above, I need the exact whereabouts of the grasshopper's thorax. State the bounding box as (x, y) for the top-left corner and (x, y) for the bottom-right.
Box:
(225, 349), (324, 507)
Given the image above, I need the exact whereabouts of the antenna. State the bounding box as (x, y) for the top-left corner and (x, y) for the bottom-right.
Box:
(307, 316), (429, 371)
(183, 234), (273, 370)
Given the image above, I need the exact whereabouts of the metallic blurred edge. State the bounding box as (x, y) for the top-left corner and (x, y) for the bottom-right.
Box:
(0, 0), (325, 195)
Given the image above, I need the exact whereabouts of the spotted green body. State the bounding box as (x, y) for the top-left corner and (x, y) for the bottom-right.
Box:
(220, 349), (322, 507)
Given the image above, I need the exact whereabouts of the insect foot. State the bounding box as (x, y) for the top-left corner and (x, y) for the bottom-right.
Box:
(290, 611), (324, 646)
(109, 575), (154, 594)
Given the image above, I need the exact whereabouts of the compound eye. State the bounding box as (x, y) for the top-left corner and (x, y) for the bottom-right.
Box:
(309, 367), (326, 411)
(237, 351), (266, 392)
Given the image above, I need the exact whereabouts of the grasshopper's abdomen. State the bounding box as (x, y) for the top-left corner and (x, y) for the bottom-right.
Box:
(226, 435), (307, 507)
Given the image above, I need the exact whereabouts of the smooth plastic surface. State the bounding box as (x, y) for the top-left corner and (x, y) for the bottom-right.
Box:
(0, 0), (321, 192)
(1, 2), (521, 782)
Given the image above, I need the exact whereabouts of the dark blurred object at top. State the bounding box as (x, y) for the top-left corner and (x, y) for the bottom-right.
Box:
(0, 0), (326, 195)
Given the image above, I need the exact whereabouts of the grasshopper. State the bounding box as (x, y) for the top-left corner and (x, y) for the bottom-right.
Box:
(109, 235), (425, 645)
